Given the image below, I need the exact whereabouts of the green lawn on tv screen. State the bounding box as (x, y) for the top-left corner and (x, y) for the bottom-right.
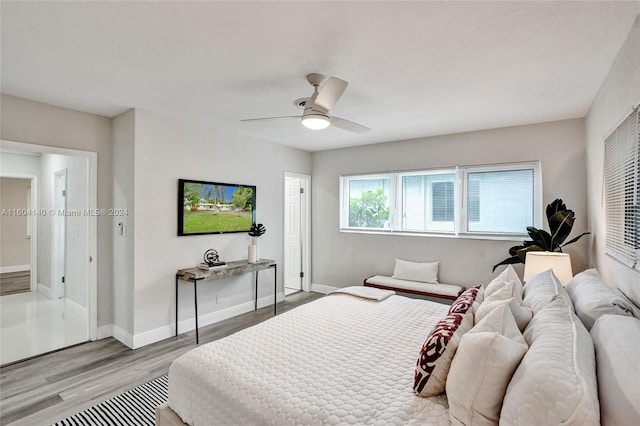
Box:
(183, 211), (252, 234)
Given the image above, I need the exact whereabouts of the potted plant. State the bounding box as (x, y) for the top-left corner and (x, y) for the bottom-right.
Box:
(492, 199), (590, 272)
(248, 223), (266, 260)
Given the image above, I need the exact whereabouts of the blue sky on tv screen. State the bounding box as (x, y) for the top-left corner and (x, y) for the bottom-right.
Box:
(199, 184), (239, 202)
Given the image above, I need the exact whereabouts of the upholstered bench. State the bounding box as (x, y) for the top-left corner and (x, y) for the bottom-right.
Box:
(364, 275), (465, 301)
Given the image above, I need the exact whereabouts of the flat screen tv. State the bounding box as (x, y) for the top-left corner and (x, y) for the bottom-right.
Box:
(178, 179), (256, 236)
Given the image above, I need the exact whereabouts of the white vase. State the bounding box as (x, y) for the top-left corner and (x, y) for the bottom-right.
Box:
(251, 237), (260, 260)
(248, 244), (257, 263)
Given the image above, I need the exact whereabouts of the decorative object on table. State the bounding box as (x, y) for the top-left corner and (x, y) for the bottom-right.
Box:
(198, 248), (227, 270)
(177, 178), (256, 236)
(492, 198), (590, 272)
(248, 223), (266, 260)
(523, 251), (573, 286)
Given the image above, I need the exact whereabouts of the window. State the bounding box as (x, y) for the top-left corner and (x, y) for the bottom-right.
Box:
(343, 174), (391, 229)
(401, 172), (456, 232)
(340, 162), (541, 238)
(604, 108), (640, 270)
(465, 168), (534, 234)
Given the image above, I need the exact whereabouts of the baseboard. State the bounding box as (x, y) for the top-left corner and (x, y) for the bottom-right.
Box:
(37, 283), (51, 298)
(0, 264), (30, 274)
(97, 324), (113, 340)
(112, 325), (134, 348)
(131, 292), (285, 349)
(311, 283), (340, 294)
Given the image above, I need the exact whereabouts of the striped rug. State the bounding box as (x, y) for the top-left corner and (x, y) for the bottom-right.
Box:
(52, 374), (168, 426)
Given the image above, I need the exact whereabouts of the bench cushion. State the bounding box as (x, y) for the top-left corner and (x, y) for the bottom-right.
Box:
(365, 275), (464, 298)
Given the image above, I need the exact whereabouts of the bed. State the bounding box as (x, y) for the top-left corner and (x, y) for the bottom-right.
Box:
(158, 269), (640, 426)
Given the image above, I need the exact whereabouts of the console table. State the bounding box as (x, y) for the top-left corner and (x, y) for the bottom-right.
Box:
(176, 259), (277, 344)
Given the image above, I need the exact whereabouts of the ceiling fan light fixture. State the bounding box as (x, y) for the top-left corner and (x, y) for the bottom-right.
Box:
(301, 114), (330, 130)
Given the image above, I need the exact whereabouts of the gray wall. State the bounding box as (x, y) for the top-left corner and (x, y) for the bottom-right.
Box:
(1, 94), (113, 328)
(311, 118), (588, 289)
(113, 108), (312, 346)
(586, 16), (640, 301)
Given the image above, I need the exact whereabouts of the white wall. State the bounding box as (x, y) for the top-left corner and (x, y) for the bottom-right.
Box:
(112, 109), (312, 347)
(1, 94), (112, 327)
(585, 16), (640, 300)
(311, 118), (588, 289)
(36, 153), (89, 308)
(0, 178), (31, 268)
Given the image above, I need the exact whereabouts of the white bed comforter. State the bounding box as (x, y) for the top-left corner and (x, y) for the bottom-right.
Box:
(168, 292), (451, 426)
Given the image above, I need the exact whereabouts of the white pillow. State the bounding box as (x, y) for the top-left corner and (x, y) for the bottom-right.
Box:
(392, 258), (439, 283)
(566, 269), (635, 330)
(523, 268), (573, 314)
(447, 303), (528, 425)
(591, 315), (640, 426)
(475, 297), (533, 332)
(501, 297), (599, 425)
(485, 265), (523, 302)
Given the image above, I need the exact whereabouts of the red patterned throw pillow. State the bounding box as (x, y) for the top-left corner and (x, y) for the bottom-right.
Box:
(414, 310), (473, 397)
(448, 286), (481, 315)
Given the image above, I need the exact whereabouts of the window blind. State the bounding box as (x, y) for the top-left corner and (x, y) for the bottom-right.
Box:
(604, 108), (640, 269)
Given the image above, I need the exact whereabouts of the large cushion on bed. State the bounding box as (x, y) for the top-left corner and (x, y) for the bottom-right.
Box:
(522, 268), (573, 314)
(392, 258), (439, 283)
(590, 314), (640, 426)
(446, 303), (528, 425)
(414, 310), (473, 397)
(500, 297), (599, 425)
(565, 269), (635, 330)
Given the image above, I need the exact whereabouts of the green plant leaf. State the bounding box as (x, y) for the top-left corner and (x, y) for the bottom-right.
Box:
(546, 199), (567, 221)
(526, 227), (552, 251)
(561, 231), (590, 247)
(548, 210), (575, 248)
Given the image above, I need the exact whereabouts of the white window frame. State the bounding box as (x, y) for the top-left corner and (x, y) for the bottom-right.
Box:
(459, 162), (543, 236)
(397, 170), (457, 233)
(340, 173), (394, 232)
(340, 161), (542, 240)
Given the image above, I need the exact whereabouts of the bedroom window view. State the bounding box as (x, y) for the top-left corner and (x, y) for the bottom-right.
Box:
(341, 162), (541, 237)
(466, 169), (535, 234)
(402, 173), (456, 232)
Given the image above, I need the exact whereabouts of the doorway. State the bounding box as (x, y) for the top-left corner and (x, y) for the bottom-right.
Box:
(0, 140), (97, 366)
(283, 172), (311, 296)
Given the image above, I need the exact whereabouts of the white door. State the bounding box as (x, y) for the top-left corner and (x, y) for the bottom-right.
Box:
(284, 176), (302, 292)
(52, 170), (67, 299)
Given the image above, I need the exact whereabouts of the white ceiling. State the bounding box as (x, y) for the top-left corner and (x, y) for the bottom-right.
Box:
(2, 1), (640, 152)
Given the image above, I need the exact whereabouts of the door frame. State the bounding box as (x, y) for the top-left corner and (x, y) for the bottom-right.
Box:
(52, 169), (67, 299)
(1, 139), (98, 340)
(283, 172), (311, 293)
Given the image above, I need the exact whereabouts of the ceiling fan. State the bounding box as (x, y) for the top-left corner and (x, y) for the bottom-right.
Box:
(241, 73), (371, 134)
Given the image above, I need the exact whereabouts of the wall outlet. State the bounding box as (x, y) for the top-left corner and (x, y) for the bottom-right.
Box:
(215, 294), (223, 304)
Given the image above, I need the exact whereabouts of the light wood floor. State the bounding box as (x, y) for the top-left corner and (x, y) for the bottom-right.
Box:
(0, 272), (30, 297)
(0, 291), (324, 426)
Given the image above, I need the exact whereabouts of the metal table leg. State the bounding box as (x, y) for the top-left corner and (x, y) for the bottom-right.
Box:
(273, 264), (277, 316)
(175, 274), (179, 336)
(193, 278), (199, 344)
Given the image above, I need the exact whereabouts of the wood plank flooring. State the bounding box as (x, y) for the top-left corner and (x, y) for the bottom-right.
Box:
(0, 272), (30, 296)
(0, 291), (324, 426)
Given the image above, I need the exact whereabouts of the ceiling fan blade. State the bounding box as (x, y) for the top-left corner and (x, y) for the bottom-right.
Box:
(241, 115), (300, 122)
(331, 116), (371, 134)
(313, 77), (348, 111)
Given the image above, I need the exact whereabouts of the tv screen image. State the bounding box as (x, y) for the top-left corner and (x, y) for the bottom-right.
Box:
(178, 179), (256, 236)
